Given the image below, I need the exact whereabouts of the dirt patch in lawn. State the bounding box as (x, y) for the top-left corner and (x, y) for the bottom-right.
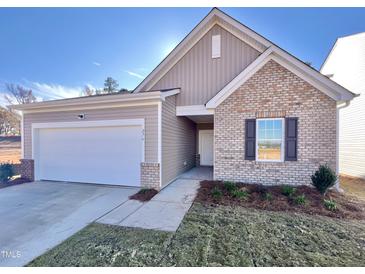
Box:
(0, 177), (32, 189)
(0, 136), (21, 163)
(340, 175), (365, 202)
(196, 181), (365, 220)
(129, 188), (158, 202)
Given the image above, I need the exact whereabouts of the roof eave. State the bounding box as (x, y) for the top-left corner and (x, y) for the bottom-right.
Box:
(206, 48), (356, 109)
(10, 88), (180, 112)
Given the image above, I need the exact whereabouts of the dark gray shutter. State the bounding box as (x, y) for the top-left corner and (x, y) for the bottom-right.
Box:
(285, 117), (298, 161)
(245, 119), (256, 160)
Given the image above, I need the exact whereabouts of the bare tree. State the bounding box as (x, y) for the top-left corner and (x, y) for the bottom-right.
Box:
(82, 85), (96, 96)
(0, 106), (20, 136)
(4, 84), (37, 105)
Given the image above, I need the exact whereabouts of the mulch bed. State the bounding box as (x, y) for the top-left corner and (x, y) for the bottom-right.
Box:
(129, 188), (158, 202)
(196, 180), (365, 220)
(0, 177), (32, 189)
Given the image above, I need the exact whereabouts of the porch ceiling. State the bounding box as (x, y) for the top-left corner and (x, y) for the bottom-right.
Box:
(185, 115), (214, 123)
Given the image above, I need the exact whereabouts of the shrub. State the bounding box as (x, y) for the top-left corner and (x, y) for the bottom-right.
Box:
(324, 199), (337, 211)
(0, 163), (14, 183)
(223, 181), (237, 192)
(231, 189), (249, 200)
(211, 186), (223, 199)
(311, 164), (337, 195)
(294, 194), (306, 205)
(263, 192), (273, 201)
(281, 185), (296, 197)
(254, 184), (268, 195)
(139, 188), (151, 194)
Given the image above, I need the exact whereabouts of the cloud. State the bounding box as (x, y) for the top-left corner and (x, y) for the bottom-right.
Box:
(0, 80), (100, 107)
(93, 61), (101, 67)
(125, 70), (145, 80)
(29, 82), (85, 100)
(0, 95), (9, 108)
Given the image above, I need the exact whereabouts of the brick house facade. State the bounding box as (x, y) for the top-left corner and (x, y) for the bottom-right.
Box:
(214, 60), (337, 185)
(13, 9), (354, 190)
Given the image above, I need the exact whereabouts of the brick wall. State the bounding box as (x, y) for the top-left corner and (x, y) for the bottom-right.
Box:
(141, 162), (160, 190)
(20, 159), (34, 181)
(214, 60), (337, 186)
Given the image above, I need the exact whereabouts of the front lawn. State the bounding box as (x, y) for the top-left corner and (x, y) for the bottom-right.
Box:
(28, 202), (365, 267)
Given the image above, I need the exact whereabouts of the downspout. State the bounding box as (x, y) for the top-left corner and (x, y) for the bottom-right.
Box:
(335, 100), (351, 191)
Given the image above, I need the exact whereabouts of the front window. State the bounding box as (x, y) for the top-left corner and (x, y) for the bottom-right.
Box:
(256, 118), (284, 162)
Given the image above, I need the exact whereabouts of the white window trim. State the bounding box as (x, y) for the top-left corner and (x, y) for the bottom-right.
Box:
(255, 118), (285, 163)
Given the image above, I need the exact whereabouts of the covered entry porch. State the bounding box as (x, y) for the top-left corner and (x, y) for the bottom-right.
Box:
(176, 105), (214, 168)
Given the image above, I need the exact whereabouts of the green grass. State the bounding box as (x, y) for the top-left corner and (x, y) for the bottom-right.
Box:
(28, 203), (365, 267)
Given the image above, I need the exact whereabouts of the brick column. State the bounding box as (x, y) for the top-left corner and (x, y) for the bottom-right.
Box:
(20, 159), (34, 181)
(195, 154), (200, 167)
(140, 162), (160, 190)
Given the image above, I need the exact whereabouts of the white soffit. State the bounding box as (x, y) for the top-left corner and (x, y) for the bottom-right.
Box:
(176, 105), (214, 116)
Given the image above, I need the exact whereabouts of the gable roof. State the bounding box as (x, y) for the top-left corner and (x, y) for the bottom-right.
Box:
(134, 8), (270, 93)
(135, 7), (356, 104)
(206, 46), (356, 108)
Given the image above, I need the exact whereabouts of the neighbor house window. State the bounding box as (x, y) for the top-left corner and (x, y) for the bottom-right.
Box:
(256, 118), (284, 162)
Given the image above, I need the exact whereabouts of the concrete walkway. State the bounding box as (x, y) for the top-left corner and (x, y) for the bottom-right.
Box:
(97, 167), (213, 232)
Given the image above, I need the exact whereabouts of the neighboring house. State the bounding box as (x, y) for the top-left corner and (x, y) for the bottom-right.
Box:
(321, 32), (365, 179)
(12, 8), (355, 190)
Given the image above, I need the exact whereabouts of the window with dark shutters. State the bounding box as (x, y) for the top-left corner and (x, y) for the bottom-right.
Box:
(245, 119), (256, 160)
(285, 117), (298, 161)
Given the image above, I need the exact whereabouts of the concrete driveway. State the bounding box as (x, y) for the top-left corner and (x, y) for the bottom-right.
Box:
(0, 181), (138, 266)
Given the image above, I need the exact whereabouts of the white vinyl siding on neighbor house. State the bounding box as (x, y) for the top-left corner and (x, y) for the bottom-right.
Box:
(150, 24), (260, 106)
(321, 33), (365, 178)
(23, 105), (159, 163)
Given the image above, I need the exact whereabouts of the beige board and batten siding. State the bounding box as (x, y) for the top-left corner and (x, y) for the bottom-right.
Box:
(151, 24), (260, 106)
(161, 96), (196, 186)
(321, 33), (365, 179)
(23, 105), (159, 163)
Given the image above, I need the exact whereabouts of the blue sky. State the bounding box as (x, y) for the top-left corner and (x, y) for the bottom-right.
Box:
(1, 7), (365, 106)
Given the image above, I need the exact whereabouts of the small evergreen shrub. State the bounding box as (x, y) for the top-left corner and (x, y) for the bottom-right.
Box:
(254, 184), (268, 195)
(324, 199), (337, 211)
(311, 164), (337, 195)
(139, 188), (150, 194)
(263, 192), (273, 201)
(231, 189), (249, 200)
(0, 163), (14, 183)
(294, 194), (306, 205)
(223, 181), (237, 192)
(281, 185), (296, 197)
(211, 186), (223, 199)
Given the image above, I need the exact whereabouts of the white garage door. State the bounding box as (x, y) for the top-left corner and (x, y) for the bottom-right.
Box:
(33, 121), (143, 186)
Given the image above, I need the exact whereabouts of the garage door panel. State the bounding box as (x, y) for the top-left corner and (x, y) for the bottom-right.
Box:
(35, 125), (142, 186)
